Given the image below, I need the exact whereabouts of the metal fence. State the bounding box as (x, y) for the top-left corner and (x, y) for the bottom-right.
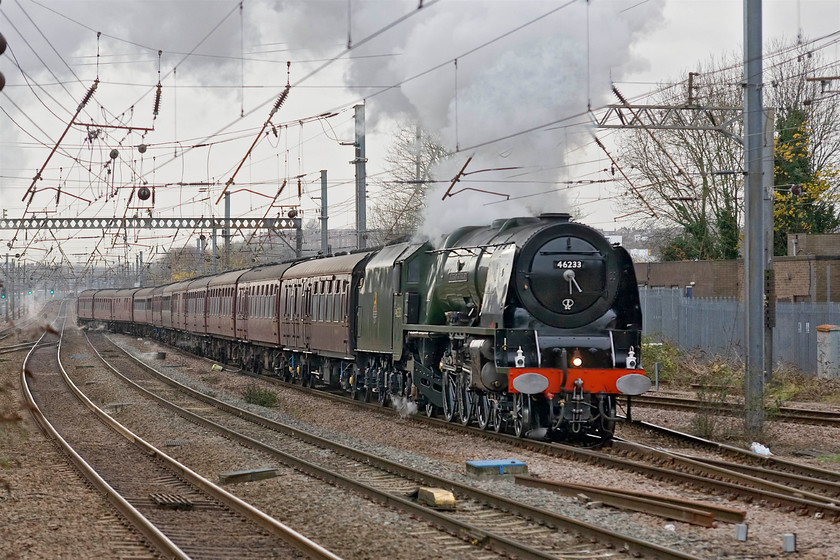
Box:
(640, 287), (840, 374)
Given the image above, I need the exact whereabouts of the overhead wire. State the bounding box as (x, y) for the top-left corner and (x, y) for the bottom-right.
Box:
(8, 3), (840, 265)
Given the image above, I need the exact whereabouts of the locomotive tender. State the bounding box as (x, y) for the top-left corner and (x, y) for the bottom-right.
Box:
(78, 213), (649, 440)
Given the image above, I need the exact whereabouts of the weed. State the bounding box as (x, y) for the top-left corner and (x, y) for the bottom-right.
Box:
(642, 337), (681, 383)
(241, 384), (277, 407)
(691, 361), (740, 440)
(818, 453), (840, 464)
(766, 365), (840, 405)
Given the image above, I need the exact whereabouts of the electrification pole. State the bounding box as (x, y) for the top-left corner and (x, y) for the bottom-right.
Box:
(320, 170), (329, 255)
(224, 192), (231, 271)
(743, 0), (765, 434)
(763, 109), (776, 383)
(353, 104), (367, 250)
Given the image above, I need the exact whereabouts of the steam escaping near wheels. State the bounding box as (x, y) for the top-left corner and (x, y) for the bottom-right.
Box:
(390, 396), (418, 419)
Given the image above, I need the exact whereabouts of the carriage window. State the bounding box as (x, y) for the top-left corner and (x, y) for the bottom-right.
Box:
(326, 293), (333, 322)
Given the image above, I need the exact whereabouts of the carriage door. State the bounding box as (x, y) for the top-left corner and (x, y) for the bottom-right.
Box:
(237, 285), (248, 340)
(303, 282), (312, 350)
(292, 283), (302, 347)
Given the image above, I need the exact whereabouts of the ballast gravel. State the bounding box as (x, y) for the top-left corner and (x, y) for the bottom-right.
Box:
(4, 320), (840, 559)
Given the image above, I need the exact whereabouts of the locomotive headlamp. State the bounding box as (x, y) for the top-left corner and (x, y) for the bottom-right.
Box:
(571, 349), (582, 367)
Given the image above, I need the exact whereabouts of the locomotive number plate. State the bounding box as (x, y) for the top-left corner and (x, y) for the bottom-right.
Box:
(554, 260), (583, 269)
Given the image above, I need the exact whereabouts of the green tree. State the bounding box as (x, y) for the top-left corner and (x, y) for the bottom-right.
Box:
(772, 109), (840, 255)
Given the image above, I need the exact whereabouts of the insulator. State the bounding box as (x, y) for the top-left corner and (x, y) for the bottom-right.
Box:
(270, 85), (290, 116)
(153, 83), (162, 116)
(79, 79), (99, 110)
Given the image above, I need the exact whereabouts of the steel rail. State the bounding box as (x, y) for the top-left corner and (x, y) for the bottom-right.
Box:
(105, 332), (840, 522)
(628, 394), (840, 426)
(609, 439), (840, 506)
(628, 420), (840, 486)
(21, 309), (189, 560)
(666, 452), (840, 498)
(0, 341), (36, 353)
(239, 367), (840, 520)
(91, 332), (705, 560)
(514, 475), (746, 526)
(61, 336), (344, 560)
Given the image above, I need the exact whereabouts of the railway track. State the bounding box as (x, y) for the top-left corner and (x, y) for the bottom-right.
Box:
(617, 420), (840, 500)
(85, 331), (707, 560)
(26, 313), (340, 560)
(0, 341), (37, 354)
(628, 394), (840, 427)
(220, 357), (840, 522)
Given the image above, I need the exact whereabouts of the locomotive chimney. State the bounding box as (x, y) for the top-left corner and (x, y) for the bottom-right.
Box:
(540, 213), (571, 222)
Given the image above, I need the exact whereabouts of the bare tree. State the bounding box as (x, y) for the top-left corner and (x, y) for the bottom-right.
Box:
(616, 41), (840, 260)
(368, 122), (450, 245)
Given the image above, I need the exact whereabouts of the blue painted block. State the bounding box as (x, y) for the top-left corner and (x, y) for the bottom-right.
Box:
(466, 459), (528, 478)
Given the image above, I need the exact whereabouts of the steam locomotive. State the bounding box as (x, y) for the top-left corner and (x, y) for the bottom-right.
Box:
(77, 213), (649, 441)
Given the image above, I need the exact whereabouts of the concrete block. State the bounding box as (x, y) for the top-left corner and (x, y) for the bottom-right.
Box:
(417, 487), (456, 510)
(735, 523), (748, 541)
(466, 459), (528, 479)
(782, 534), (796, 553)
(817, 325), (840, 379)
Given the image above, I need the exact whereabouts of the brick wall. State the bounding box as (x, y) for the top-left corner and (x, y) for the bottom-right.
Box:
(634, 260), (741, 299)
(787, 234), (840, 256)
(635, 256), (840, 302)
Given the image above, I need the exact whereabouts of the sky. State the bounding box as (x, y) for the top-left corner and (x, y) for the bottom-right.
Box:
(1, 0), (839, 274)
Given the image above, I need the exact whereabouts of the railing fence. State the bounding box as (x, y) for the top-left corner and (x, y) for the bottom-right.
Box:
(640, 287), (840, 374)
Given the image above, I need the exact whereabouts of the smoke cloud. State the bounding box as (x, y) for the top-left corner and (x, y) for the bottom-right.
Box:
(249, 0), (665, 237)
(0, 0), (664, 259)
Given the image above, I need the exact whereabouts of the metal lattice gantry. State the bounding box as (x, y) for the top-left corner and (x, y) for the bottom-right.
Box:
(0, 217), (301, 231)
(597, 104), (744, 144)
